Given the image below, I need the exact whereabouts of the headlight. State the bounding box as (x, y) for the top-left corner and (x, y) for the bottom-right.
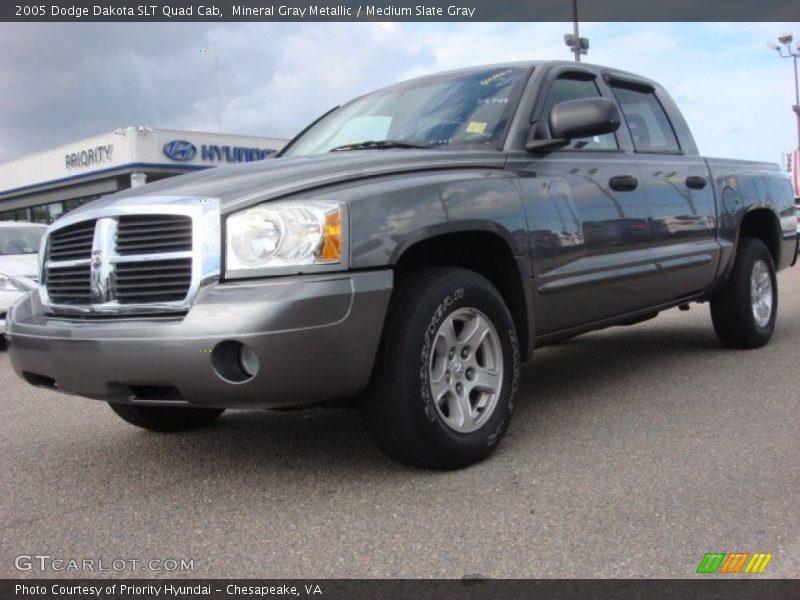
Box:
(0, 274), (20, 292)
(226, 200), (344, 274)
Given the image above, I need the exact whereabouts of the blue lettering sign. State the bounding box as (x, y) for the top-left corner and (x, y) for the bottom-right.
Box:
(200, 144), (274, 163)
(163, 139), (275, 164)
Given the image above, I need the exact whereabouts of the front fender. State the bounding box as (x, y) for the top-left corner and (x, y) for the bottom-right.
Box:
(318, 169), (530, 269)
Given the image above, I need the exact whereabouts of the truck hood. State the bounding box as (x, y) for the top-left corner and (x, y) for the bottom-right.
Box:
(73, 149), (507, 215)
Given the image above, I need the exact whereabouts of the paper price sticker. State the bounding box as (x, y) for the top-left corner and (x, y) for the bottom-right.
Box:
(466, 122), (488, 134)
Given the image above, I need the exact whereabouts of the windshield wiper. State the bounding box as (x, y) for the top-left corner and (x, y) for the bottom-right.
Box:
(329, 139), (431, 152)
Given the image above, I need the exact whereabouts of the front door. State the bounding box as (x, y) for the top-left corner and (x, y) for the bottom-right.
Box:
(508, 69), (653, 334)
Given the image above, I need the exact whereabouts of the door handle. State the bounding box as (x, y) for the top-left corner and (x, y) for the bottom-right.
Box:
(685, 175), (707, 190)
(609, 175), (639, 192)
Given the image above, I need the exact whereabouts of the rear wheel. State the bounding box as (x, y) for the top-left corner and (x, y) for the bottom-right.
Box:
(710, 238), (778, 349)
(108, 403), (224, 432)
(361, 268), (520, 470)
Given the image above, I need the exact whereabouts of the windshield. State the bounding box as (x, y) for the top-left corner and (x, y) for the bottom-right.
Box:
(283, 66), (527, 156)
(0, 226), (45, 255)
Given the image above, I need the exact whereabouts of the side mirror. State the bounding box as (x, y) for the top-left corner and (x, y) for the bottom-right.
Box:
(526, 97), (621, 153)
(550, 97), (620, 139)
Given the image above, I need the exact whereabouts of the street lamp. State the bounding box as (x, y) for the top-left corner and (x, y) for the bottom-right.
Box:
(564, 33), (589, 61)
(564, 0), (589, 62)
(768, 32), (800, 150)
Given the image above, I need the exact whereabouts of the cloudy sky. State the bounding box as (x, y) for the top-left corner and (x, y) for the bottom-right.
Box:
(0, 21), (798, 164)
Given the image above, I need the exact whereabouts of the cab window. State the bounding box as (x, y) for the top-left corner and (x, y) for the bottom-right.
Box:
(541, 76), (618, 150)
(610, 84), (681, 153)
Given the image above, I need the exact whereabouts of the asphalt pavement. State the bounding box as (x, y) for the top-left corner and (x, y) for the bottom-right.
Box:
(1, 271), (798, 579)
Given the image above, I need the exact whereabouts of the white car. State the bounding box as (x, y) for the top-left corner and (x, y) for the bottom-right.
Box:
(1, 222), (46, 336)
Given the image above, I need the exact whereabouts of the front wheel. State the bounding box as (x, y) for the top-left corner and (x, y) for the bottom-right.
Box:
(361, 268), (520, 470)
(710, 237), (778, 349)
(108, 403), (224, 432)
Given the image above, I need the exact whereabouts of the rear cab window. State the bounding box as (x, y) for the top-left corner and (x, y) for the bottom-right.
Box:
(609, 83), (681, 153)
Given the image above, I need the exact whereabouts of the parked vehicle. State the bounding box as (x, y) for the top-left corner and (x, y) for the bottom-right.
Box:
(6, 61), (798, 469)
(0, 222), (45, 337)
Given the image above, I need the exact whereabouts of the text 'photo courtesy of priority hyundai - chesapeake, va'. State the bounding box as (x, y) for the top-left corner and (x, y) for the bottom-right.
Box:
(7, 60), (798, 468)
(1, 2), (799, 592)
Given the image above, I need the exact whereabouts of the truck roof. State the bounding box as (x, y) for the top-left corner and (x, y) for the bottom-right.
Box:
(402, 60), (660, 89)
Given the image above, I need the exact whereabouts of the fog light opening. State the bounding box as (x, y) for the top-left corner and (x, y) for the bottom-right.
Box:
(22, 371), (57, 390)
(211, 341), (259, 384)
(239, 345), (260, 377)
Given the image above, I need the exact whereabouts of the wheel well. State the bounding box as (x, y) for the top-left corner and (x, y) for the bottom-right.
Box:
(739, 209), (780, 265)
(393, 231), (530, 357)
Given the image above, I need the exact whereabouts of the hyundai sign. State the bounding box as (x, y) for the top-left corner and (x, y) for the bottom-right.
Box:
(162, 140), (274, 164)
(162, 140), (197, 161)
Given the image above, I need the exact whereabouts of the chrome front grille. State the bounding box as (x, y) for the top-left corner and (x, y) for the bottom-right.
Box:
(48, 220), (96, 261)
(38, 198), (226, 316)
(45, 265), (92, 304)
(40, 198), (220, 316)
(115, 258), (193, 303)
(44, 215), (193, 307)
(116, 214), (193, 255)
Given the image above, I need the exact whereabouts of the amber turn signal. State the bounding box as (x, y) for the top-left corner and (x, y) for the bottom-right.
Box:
(319, 210), (342, 261)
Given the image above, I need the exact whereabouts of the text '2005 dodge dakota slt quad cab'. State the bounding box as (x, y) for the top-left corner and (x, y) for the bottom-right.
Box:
(6, 61), (798, 469)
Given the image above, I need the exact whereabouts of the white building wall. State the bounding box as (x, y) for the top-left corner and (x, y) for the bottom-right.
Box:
(0, 129), (137, 193)
(0, 127), (287, 196)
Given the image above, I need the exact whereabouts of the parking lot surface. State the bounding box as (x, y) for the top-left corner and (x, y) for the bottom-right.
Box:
(1, 272), (798, 579)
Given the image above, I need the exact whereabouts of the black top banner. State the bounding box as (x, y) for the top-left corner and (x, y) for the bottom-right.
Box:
(3, 0), (800, 22)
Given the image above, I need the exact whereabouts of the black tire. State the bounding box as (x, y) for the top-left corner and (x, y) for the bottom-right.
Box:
(710, 238), (778, 349)
(361, 267), (520, 470)
(108, 403), (224, 432)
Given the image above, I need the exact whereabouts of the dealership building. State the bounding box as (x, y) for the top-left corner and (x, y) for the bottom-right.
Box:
(0, 127), (288, 223)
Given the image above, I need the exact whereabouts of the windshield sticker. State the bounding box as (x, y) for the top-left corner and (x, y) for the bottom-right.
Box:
(477, 97), (509, 105)
(480, 69), (514, 86)
(466, 122), (488, 134)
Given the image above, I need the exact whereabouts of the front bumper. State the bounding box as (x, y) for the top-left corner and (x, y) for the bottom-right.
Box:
(6, 270), (393, 408)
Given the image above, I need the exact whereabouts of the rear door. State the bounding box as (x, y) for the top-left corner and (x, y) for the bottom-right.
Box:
(606, 76), (720, 301)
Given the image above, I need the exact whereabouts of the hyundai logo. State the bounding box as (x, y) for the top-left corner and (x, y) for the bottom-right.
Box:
(163, 140), (197, 161)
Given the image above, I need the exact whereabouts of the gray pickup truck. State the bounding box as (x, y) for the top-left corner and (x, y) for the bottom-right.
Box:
(6, 61), (798, 469)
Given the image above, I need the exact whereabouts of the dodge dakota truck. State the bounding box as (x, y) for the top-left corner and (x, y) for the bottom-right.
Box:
(6, 61), (798, 469)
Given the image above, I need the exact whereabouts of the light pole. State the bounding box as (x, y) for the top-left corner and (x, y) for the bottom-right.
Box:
(564, 0), (588, 62)
(200, 42), (223, 133)
(768, 33), (800, 150)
